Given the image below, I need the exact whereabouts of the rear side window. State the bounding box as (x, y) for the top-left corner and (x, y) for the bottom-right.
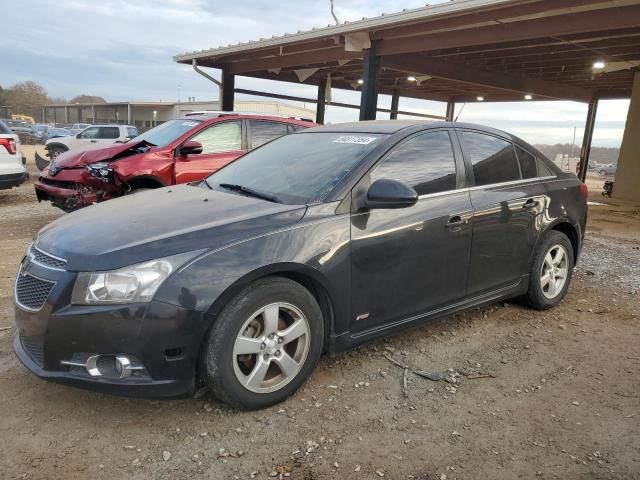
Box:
(250, 121), (289, 148)
(191, 121), (242, 154)
(0, 121), (11, 134)
(516, 145), (537, 179)
(371, 130), (457, 195)
(99, 127), (120, 139)
(461, 131), (520, 186)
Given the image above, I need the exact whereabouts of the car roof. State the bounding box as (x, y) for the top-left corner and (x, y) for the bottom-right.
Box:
(81, 124), (135, 128)
(307, 120), (517, 138)
(179, 113), (315, 125)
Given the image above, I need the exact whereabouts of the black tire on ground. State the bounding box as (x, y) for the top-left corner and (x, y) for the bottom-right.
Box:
(48, 145), (68, 159)
(599, 169), (607, 176)
(202, 276), (324, 410)
(523, 230), (574, 310)
(126, 187), (152, 195)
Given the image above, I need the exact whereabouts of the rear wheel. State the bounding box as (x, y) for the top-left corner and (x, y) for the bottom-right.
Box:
(202, 277), (324, 410)
(524, 230), (574, 309)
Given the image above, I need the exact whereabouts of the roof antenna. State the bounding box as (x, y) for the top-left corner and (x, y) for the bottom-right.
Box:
(454, 103), (466, 122)
(330, 0), (341, 24)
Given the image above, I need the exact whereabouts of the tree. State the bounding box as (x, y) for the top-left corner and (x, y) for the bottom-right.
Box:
(6, 81), (51, 119)
(69, 95), (107, 104)
(0, 85), (8, 106)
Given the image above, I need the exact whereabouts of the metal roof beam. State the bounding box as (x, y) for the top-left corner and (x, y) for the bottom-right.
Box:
(378, 4), (640, 56)
(383, 55), (594, 102)
(227, 47), (362, 75)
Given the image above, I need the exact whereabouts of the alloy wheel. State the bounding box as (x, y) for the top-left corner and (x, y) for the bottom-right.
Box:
(232, 302), (310, 394)
(540, 244), (569, 299)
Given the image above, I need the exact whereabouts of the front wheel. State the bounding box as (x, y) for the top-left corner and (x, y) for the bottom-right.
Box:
(48, 145), (67, 160)
(202, 277), (324, 410)
(523, 230), (574, 310)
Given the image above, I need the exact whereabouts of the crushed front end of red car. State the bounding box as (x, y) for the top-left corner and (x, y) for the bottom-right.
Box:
(34, 141), (153, 211)
(35, 165), (119, 211)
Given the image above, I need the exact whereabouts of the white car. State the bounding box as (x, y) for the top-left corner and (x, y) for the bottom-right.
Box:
(0, 120), (28, 189)
(44, 124), (139, 159)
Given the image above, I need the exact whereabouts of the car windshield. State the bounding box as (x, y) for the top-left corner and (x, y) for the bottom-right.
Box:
(206, 132), (387, 204)
(132, 119), (202, 147)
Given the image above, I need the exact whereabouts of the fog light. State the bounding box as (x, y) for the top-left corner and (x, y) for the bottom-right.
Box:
(115, 356), (134, 378)
(62, 354), (146, 379)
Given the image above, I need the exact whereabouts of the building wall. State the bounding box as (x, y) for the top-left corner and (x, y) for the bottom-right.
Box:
(44, 100), (315, 130)
(613, 71), (640, 202)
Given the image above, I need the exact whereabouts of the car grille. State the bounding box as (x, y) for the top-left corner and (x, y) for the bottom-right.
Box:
(15, 272), (55, 311)
(30, 245), (66, 269)
(20, 334), (44, 367)
(38, 176), (79, 190)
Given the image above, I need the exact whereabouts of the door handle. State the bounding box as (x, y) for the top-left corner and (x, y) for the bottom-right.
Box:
(90, 140), (97, 143)
(445, 215), (464, 228)
(523, 198), (539, 209)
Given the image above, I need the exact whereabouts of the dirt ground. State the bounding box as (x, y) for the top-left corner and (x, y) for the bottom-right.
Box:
(0, 147), (638, 480)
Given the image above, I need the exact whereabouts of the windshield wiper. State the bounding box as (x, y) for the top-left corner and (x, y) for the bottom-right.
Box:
(219, 183), (281, 203)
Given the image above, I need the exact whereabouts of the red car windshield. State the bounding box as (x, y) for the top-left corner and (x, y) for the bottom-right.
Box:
(132, 119), (203, 147)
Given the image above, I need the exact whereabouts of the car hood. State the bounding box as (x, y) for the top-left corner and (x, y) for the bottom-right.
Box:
(36, 184), (307, 271)
(52, 141), (149, 168)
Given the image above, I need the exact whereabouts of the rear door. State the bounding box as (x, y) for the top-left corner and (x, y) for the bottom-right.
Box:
(97, 126), (122, 148)
(350, 129), (473, 333)
(456, 129), (546, 295)
(174, 120), (244, 184)
(247, 120), (290, 149)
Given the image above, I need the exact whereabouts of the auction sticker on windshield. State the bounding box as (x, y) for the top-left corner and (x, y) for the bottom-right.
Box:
(333, 136), (377, 145)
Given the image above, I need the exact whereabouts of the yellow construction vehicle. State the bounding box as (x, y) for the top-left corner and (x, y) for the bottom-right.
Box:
(11, 113), (35, 124)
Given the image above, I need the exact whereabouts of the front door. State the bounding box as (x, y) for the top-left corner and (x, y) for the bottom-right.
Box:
(175, 120), (245, 184)
(350, 130), (473, 334)
(457, 129), (545, 295)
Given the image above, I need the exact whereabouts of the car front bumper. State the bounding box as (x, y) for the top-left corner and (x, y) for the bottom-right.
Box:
(34, 168), (117, 210)
(13, 252), (205, 398)
(0, 171), (29, 189)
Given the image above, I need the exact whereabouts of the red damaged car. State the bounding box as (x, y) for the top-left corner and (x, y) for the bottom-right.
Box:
(35, 113), (316, 211)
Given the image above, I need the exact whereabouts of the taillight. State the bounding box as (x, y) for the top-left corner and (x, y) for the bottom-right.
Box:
(579, 183), (588, 200)
(0, 138), (17, 155)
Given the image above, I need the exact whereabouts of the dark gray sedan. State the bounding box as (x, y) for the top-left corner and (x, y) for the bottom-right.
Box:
(14, 120), (587, 409)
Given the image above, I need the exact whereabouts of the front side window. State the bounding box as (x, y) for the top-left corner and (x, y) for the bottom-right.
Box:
(250, 120), (289, 148)
(78, 127), (99, 139)
(127, 127), (139, 138)
(370, 130), (457, 195)
(191, 121), (242, 154)
(133, 119), (202, 147)
(207, 132), (386, 204)
(461, 131), (520, 186)
(99, 127), (120, 139)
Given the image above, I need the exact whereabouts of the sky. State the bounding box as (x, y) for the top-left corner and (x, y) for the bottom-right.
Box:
(2, 0), (631, 147)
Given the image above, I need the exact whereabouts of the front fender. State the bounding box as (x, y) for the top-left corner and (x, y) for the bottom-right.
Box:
(153, 209), (351, 339)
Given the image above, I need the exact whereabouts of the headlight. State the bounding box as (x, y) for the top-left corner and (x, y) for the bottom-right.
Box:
(71, 251), (201, 305)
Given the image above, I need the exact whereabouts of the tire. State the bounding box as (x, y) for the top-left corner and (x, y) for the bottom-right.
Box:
(523, 230), (574, 310)
(48, 145), (68, 159)
(599, 169), (607, 176)
(126, 187), (152, 195)
(202, 277), (324, 410)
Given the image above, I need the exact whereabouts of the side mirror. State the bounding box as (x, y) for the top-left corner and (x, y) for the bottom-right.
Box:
(179, 140), (203, 157)
(76, 133), (82, 139)
(362, 179), (418, 210)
